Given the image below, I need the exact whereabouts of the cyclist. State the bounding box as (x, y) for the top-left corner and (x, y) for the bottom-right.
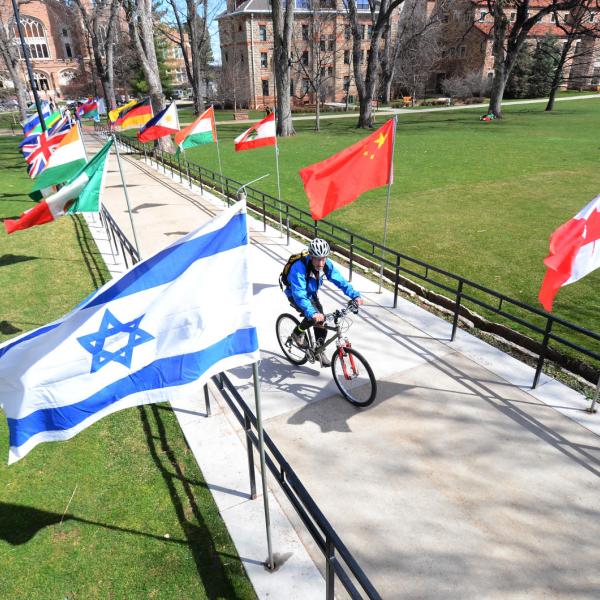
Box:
(284, 238), (364, 367)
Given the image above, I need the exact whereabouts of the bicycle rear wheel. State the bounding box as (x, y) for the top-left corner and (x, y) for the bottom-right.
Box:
(276, 313), (308, 365)
(331, 347), (376, 407)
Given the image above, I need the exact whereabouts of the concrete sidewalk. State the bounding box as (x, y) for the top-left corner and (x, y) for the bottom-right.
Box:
(87, 132), (600, 599)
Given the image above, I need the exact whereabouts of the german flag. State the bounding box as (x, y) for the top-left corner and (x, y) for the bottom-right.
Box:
(115, 98), (153, 130)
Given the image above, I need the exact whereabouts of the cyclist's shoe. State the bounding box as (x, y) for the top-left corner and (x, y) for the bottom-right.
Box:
(291, 331), (307, 348)
(319, 353), (332, 368)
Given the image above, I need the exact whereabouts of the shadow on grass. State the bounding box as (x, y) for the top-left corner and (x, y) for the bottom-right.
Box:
(71, 214), (108, 290)
(0, 321), (21, 335)
(139, 404), (245, 597)
(0, 254), (38, 267)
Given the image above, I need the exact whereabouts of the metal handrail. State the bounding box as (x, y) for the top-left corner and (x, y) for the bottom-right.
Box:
(94, 124), (600, 401)
(210, 373), (382, 600)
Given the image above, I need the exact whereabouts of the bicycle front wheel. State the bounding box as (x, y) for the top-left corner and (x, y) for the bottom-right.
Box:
(331, 347), (376, 407)
(276, 313), (308, 365)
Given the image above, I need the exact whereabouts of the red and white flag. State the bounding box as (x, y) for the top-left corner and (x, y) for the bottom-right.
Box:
(234, 113), (276, 152)
(539, 194), (600, 311)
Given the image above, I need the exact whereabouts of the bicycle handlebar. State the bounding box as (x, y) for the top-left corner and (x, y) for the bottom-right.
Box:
(325, 299), (360, 323)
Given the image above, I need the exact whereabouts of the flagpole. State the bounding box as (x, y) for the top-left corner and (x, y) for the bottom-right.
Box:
(111, 133), (142, 259)
(274, 141), (283, 237)
(379, 115), (398, 294)
(212, 104), (225, 196)
(252, 362), (275, 570)
(76, 119), (89, 162)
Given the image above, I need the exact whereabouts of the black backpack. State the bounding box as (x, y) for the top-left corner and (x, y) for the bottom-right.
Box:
(279, 251), (309, 290)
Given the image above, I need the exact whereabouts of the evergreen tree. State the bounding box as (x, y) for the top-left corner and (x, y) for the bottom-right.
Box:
(129, 37), (173, 98)
(528, 36), (561, 98)
(505, 44), (533, 99)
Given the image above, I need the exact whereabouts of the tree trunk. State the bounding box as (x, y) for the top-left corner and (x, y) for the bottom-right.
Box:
(271, 0), (295, 136)
(0, 16), (29, 120)
(488, 6), (508, 119)
(546, 38), (572, 112)
(379, 20), (394, 104)
(315, 95), (320, 131)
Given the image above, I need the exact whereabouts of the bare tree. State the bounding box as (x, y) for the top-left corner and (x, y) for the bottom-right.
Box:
(219, 19), (244, 109)
(271, 0), (295, 136)
(546, 1), (600, 111)
(291, 2), (344, 130)
(0, 12), (29, 119)
(345, 0), (405, 128)
(164, 0), (214, 114)
(72, 0), (120, 111)
(122, 0), (173, 151)
(486, 0), (579, 118)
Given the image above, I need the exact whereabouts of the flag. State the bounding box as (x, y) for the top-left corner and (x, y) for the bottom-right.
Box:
(115, 99), (153, 130)
(26, 110), (62, 135)
(234, 112), (276, 152)
(21, 103), (50, 134)
(30, 124), (87, 194)
(76, 98), (99, 119)
(174, 106), (217, 153)
(0, 200), (259, 463)
(299, 118), (396, 221)
(538, 195), (600, 311)
(48, 115), (72, 135)
(109, 99), (137, 123)
(137, 102), (179, 143)
(21, 128), (68, 178)
(5, 139), (113, 235)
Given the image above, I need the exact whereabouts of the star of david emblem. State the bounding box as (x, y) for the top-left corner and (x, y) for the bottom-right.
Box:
(77, 309), (154, 373)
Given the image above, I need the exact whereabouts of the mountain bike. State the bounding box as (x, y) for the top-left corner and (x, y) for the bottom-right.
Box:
(276, 300), (377, 407)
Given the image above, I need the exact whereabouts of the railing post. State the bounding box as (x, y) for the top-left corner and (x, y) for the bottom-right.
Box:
(186, 160), (191, 188)
(244, 413), (257, 499)
(313, 220), (318, 238)
(393, 254), (401, 309)
(349, 234), (354, 282)
(451, 280), (464, 341)
(325, 536), (335, 600)
(588, 375), (599, 414)
(533, 317), (554, 389)
(203, 384), (211, 417)
(262, 197), (267, 232)
(286, 211), (290, 246)
(178, 153), (183, 183)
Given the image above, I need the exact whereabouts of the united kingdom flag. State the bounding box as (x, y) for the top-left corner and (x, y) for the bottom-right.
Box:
(21, 128), (68, 178)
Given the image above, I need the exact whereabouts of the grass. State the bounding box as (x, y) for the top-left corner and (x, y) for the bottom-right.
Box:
(0, 137), (256, 599)
(180, 99), (600, 366)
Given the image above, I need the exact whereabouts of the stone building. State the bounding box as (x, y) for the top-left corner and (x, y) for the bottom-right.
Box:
(217, 0), (392, 109)
(0, 0), (90, 101)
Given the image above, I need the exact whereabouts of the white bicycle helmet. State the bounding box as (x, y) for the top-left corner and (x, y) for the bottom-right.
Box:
(308, 238), (330, 258)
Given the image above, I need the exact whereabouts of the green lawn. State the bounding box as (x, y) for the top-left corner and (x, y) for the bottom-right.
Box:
(182, 99), (600, 358)
(0, 137), (256, 599)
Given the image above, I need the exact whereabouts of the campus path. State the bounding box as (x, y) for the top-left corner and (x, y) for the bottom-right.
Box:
(85, 131), (600, 599)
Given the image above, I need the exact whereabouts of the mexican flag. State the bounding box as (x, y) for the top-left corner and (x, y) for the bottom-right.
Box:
(234, 112), (276, 152)
(5, 139), (113, 235)
(174, 106), (217, 152)
(30, 125), (87, 196)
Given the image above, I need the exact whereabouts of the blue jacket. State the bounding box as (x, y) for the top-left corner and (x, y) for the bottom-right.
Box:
(284, 256), (360, 318)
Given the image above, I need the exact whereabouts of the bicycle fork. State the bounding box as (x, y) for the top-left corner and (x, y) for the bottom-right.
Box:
(337, 339), (359, 380)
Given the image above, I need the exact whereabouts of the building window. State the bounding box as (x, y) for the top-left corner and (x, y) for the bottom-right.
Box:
(261, 52), (268, 68)
(290, 79), (294, 95)
(296, 0), (310, 8)
(367, 25), (373, 38)
(344, 25), (351, 40)
(360, 25), (366, 40)
(59, 69), (77, 85)
(238, 24), (242, 32)
(360, 49), (365, 62)
(302, 78), (309, 94)
(327, 66), (333, 76)
(343, 76), (349, 91)
(302, 50), (308, 65)
(479, 11), (486, 21)
(259, 25), (267, 41)
(33, 71), (50, 90)
(262, 79), (269, 96)
(344, 50), (350, 64)
(458, 46), (466, 59)
(551, 12), (556, 22)
(65, 43), (72, 58)
(510, 12), (516, 21)
(302, 24), (308, 40)
(320, 38), (325, 51)
(328, 37), (334, 51)
(14, 16), (50, 59)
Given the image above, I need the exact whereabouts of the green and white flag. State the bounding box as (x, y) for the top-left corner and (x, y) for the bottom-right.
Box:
(174, 106), (217, 153)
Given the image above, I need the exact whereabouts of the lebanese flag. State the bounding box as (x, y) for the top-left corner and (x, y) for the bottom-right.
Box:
(137, 102), (179, 142)
(539, 195), (600, 311)
(299, 118), (395, 221)
(234, 112), (276, 151)
(76, 98), (98, 118)
(174, 106), (217, 152)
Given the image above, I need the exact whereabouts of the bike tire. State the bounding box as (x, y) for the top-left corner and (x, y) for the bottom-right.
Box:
(276, 313), (308, 366)
(331, 347), (377, 407)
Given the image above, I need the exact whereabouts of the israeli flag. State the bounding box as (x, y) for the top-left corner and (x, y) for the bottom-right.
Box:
(0, 200), (259, 463)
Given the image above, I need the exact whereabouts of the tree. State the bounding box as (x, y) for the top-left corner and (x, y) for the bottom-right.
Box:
(219, 19), (244, 109)
(504, 41), (533, 98)
(0, 12), (29, 120)
(486, 0), (579, 118)
(122, 0), (173, 151)
(345, 0), (405, 129)
(271, 0), (295, 136)
(528, 35), (560, 98)
(129, 36), (173, 98)
(72, 0), (120, 111)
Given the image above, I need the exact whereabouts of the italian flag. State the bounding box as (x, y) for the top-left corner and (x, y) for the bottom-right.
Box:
(5, 139), (113, 235)
(174, 106), (217, 152)
(30, 125), (87, 195)
(234, 112), (276, 152)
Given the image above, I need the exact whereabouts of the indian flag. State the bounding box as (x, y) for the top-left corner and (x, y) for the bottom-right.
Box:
(174, 106), (217, 153)
(30, 125), (87, 195)
(5, 139), (113, 235)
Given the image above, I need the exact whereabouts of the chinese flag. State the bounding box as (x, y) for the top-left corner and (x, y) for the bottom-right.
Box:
(299, 118), (395, 221)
